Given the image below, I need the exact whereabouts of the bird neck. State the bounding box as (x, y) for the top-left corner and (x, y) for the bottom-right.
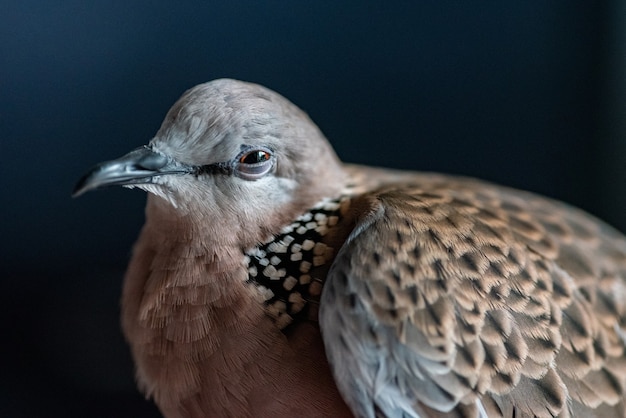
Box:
(141, 194), (235, 244)
(120, 192), (356, 414)
(121, 201), (270, 406)
(244, 194), (351, 329)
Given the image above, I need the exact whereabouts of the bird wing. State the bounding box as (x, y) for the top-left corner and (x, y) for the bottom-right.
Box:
(319, 177), (626, 418)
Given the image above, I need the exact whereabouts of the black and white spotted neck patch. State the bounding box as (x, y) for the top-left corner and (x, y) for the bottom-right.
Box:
(245, 195), (350, 329)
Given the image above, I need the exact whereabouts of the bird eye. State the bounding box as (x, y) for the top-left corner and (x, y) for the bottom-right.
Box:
(234, 148), (274, 180)
(239, 150), (271, 164)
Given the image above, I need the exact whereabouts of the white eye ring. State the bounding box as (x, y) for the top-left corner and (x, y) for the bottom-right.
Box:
(234, 147), (274, 180)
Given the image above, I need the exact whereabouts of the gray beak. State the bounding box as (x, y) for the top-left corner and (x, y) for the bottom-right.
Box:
(73, 146), (184, 197)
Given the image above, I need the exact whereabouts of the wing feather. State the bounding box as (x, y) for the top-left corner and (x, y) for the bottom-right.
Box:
(320, 177), (626, 417)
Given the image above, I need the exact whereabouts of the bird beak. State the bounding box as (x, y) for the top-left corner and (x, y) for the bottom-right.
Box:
(72, 146), (184, 197)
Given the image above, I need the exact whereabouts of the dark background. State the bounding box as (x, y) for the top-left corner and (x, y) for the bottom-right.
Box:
(2, 2), (625, 417)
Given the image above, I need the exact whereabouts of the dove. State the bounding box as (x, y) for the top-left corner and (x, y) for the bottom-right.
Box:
(74, 79), (626, 418)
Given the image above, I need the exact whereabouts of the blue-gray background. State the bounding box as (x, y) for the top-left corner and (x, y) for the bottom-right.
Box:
(2, 2), (625, 417)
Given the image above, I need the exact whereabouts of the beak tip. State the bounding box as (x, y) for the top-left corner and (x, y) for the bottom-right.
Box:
(71, 174), (91, 198)
(72, 146), (170, 199)
(71, 188), (84, 198)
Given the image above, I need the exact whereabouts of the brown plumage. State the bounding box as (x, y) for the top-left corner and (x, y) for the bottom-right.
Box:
(74, 79), (626, 417)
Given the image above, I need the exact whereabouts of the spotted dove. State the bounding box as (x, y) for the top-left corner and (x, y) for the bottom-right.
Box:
(74, 79), (626, 418)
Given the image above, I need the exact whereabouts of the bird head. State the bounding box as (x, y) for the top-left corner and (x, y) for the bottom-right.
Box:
(73, 79), (346, 243)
